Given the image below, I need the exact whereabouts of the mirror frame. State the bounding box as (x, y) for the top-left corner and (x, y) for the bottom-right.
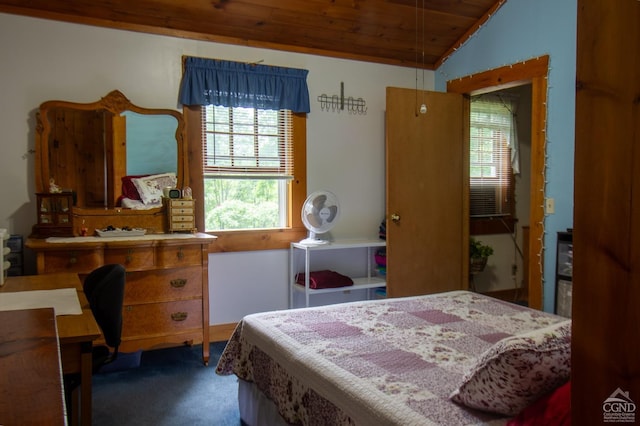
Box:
(35, 90), (188, 209)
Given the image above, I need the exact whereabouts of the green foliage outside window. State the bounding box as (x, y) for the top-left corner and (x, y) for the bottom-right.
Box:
(204, 178), (281, 231)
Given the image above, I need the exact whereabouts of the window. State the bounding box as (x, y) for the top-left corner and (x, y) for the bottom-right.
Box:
(184, 105), (307, 252)
(179, 56), (310, 251)
(470, 95), (516, 234)
(202, 105), (292, 231)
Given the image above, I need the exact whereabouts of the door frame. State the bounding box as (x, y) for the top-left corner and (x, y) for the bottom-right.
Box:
(447, 55), (549, 310)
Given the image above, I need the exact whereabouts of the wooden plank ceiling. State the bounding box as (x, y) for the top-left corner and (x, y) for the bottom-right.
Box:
(0, 0), (505, 69)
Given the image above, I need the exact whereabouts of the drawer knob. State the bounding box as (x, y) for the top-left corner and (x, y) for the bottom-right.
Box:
(170, 279), (187, 288)
(126, 248), (133, 263)
(171, 312), (188, 321)
(177, 247), (184, 260)
(68, 251), (77, 264)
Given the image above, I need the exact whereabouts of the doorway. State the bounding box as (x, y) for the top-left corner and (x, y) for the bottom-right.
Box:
(448, 56), (549, 310)
(469, 84), (532, 303)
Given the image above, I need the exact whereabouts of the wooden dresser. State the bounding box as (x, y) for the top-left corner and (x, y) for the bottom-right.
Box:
(26, 233), (216, 364)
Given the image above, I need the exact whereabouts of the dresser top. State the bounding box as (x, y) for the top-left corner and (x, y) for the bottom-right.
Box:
(26, 232), (216, 249)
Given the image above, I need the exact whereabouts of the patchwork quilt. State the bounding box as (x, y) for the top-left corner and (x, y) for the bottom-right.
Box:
(216, 291), (566, 425)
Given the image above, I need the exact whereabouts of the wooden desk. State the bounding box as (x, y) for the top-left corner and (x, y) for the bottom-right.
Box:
(0, 308), (66, 425)
(0, 273), (101, 426)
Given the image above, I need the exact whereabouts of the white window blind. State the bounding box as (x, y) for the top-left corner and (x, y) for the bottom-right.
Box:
(202, 105), (293, 179)
(470, 96), (513, 217)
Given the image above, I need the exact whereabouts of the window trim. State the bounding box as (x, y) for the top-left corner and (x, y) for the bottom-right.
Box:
(184, 105), (307, 252)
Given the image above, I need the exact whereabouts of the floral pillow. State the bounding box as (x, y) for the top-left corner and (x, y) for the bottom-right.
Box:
(121, 174), (149, 200)
(131, 172), (177, 205)
(450, 319), (571, 416)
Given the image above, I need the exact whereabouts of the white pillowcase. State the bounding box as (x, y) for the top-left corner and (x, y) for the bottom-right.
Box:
(131, 172), (177, 205)
(450, 319), (571, 416)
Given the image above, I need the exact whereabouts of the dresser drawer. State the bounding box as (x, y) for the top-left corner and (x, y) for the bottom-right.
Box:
(170, 206), (194, 215)
(124, 267), (202, 304)
(171, 215), (194, 223)
(170, 222), (195, 232)
(122, 299), (203, 338)
(157, 244), (202, 267)
(104, 247), (154, 270)
(40, 249), (101, 273)
(169, 200), (194, 209)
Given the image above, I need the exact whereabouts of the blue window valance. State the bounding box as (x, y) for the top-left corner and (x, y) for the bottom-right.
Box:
(179, 56), (310, 113)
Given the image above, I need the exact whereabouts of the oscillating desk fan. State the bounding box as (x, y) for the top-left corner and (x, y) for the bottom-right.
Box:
(299, 190), (340, 245)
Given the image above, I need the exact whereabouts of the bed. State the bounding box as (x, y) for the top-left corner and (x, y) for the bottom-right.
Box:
(216, 290), (571, 425)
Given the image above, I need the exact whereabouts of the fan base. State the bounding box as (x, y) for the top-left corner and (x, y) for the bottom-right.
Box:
(299, 237), (330, 246)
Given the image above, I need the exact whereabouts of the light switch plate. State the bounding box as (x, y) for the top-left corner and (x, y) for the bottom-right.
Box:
(545, 198), (555, 214)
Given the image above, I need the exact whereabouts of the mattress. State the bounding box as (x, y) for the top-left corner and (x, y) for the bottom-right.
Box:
(216, 290), (566, 425)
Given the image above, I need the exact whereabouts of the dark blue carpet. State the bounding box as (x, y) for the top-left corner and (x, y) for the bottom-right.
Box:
(92, 341), (240, 426)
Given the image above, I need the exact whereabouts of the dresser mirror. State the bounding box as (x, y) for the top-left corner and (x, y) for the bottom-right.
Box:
(34, 90), (188, 234)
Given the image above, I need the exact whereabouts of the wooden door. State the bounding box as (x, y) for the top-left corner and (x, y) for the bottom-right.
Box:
(385, 87), (468, 297)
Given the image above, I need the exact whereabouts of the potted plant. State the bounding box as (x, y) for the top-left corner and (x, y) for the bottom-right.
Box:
(470, 237), (494, 273)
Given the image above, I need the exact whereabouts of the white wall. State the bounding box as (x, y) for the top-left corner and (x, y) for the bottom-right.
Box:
(209, 250), (290, 323)
(211, 246), (380, 324)
(0, 13), (429, 324)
